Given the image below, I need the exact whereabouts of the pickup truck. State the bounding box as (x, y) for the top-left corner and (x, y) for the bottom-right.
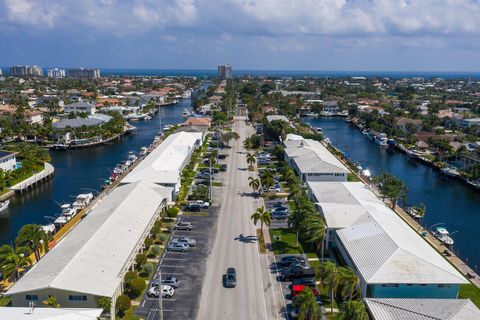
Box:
(188, 200), (209, 209)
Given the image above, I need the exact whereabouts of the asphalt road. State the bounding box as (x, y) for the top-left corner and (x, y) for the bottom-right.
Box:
(197, 116), (285, 320)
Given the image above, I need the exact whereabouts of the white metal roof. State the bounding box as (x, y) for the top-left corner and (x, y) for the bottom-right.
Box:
(285, 138), (349, 174)
(266, 115), (289, 123)
(309, 182), (466, 285)
(365, 298), (480, 320)
(0, 307), (103, 320)
(7, 181), (173, 297)
(123, 131), (202, 185)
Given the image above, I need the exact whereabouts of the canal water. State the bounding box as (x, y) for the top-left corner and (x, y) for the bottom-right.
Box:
(0, 100), (192, 245)
(304, 117), (480, 271)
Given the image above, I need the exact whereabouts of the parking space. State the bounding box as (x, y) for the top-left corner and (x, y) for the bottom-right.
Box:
(265, 198), (290, 229)
(135, 204), (220, 320)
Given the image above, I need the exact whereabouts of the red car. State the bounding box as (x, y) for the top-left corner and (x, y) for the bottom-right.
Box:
(291, 285), (319, 298)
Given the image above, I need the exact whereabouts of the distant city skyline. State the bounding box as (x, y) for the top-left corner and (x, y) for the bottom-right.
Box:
(1, 1), (480, 71)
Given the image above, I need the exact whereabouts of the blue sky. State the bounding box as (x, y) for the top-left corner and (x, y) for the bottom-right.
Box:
(1, 0), (480, 71)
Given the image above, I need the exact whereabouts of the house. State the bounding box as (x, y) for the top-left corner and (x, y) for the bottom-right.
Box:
(0, 307), (103, 320)
(461, 118), (480, 128)
(182, 117), (211, 128)
(322, 101), (339, 115)
(0, 105), (44, 124)
(284, 134), (349, 182)
(0, 150), (17, 171)
(395, 117), (422, 134)
(415, 140), (429, 151)
(63, 101), (96, 115)
(266, 115), (290, 123)
(365, 298), (480, 320)
(307, 182), (467, 299)
(6, 181), (173, 318)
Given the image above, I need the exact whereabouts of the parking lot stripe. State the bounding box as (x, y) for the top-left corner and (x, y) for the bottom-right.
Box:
(159, 265), (186, 268)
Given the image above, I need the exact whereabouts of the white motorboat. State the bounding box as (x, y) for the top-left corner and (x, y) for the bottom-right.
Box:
(374, 133), (388, 146)
(140, 147), (148, 156)
(324, 138), (331, 144)
(406, 207), (424, 219)
(315, 127), (323, 133)
(54, 216), (68, 226)
(182, 109), (191, 118)
(72, 193), (94, 211)
(440, 166), (460, 177)
(0, 200), (10, 213)
(433, 226), (454, 246)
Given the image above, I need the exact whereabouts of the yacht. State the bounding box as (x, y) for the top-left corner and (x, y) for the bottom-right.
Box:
(182, 109), (191, 118)
(61, 203), (77, 218)
(324, 138), (331, 144)
(433, 226), (454, 246)
(315, 127), (323, 133)
(72, 193), (94, 211)
(374, 133), (388, 146)
(440, 166), (460, 177)
(406, 207), (423, 219)
(361, 169), (371, 177)
(0, 200), (10, 213)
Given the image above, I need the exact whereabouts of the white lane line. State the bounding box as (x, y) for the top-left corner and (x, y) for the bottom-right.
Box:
(162, 257), (188, 261)
(141, 300), (146, 308)
(159, 265), (186, 268)
(273, 255), (289, 320)
(159, 272), (184, 275)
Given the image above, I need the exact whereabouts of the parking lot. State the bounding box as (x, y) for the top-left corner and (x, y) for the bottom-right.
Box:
(135, 191), (223, 320)
(265, 198), (289, 229)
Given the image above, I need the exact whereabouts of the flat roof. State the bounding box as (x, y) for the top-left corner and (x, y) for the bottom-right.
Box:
(266, 115), (289, 123)
(7, 181), (173, 297)
(0, 307), (103, 320)
(365, 298), (480, 320)
(52, 114), (112, 129)
(285, 136), (349, 175)
(0, 150), (16, 160)
(123, 131), (202, 185)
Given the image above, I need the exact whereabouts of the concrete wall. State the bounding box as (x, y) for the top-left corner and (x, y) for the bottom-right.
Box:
(367, 283), (460, 299)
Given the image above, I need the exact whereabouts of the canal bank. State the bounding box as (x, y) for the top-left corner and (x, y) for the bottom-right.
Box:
(0, 99), (193, 246)
(303, 116), (480, 272)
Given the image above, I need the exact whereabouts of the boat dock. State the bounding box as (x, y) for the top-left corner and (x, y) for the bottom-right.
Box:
(10, 162), (55, 193)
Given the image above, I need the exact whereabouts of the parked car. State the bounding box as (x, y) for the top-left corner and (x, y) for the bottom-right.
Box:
(218, 153), (226, 159)
(272, 201), (287, 208)
(280, 266), (315, 281)
(290, 297), (322, 319)
(291, 278), (316, 288)
(279, 256), (306, 267)
(189, 200), (209, 208)
(291, 284), (319, 298)
(173, 221), (193, 231)
(162, 277), (180, 288)
(167, 242), (190, 252)
(147, 285), (174, 298)
(271, 211), (289, 219)
(225, 267), (237, 288)
(271, 207), (288, 214)
(185, 204), (201, 212)
(172, 237), (196, 247)
(220, 164), (228, 172)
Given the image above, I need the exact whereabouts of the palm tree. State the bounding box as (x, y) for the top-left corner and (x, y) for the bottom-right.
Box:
(319, 261), (342, 315)
(250, 206), (271, 236)
(338, 267), (360, 301)
(248, 177), (260, 196)
(303, 214), (326, 261)
(262, 175), (275, 196)
(246, 153), (256, 170)
(15, 224), (47, 262)
(339, 300), (369, 320)
(289, 198), (315, 246)
(0, 244), (31, 281)
(292, 287), (321, 320)
(415, 203), (426, 231)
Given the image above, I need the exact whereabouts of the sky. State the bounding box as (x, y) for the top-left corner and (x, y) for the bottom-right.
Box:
(1, 0), (480, 71)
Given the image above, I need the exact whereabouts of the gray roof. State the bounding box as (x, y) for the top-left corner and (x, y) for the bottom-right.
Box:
(64, 101), (95, 109)
(365, 298), (480, 320)
(0, 307), (103, 320)
(7, 181), (173, 297)
(52, 114), (112, 129)
(266, 115), (290, 123)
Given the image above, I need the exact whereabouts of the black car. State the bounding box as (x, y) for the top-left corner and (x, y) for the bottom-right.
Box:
(218, 154), (226, 159)
(225, 267), (237, 288)
(220, 164), (228, 172)
(279, 256), (306, 267)
(185, 204), (201, 212)
(291, 277), (316, 288)
(280, 266), (315, 281)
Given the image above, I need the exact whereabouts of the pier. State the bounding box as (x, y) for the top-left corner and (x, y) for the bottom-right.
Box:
(10, 162), (55, 193)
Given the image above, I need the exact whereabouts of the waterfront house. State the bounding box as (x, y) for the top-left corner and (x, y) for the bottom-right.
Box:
(266, 115), (290, 123)
(307, 181), (467, 299)
(6, 181), (173, 318)
(395, 117), (422, 134)
(0, 150), (17, 171)
(63, 101), (96, 115)
(182, 117), (212, 128)
(365, 298), (480, 319)
(284, 134), (349, 182)
(0, 104), (44, 124)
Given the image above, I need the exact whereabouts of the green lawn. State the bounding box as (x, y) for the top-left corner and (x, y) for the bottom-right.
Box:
(347, 173), (361, 182)
(0, 296), (11, 307)
(459, 283), (480, 308)
(269, 228), (316, 255)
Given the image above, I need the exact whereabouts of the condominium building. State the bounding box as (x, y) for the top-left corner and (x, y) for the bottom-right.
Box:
(217, 64), (232, 80)
(8, 65), (43, 77)
(47, 68), (66, 78)
(66, 68), (101, 79)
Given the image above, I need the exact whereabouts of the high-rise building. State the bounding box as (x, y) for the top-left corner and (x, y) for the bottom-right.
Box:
(47, 68), (66, 78)
(66, 68), (101, 78)
(217, 64), (232, 80)
(8, 65), (43, 77)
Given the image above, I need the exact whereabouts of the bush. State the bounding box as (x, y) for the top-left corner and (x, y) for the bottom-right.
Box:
(97, 297), (112, 313)
(167, 207), (180, 218)
(150, 225), (161, 237)
(127, 277), (146, 298)
(152, 244), (162, 254)
(135, 253), (147, 268)
(166, 223), (174, 232)
(154, 220), (162, 229)
(143, 262), (154, 275)
(115, 294), (131, 316)
(144, 237), (153, 250)
(124, 271), (137, 283)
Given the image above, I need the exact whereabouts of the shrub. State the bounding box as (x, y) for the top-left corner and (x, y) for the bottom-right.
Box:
(127, 277), (146, 298)
(152, 244), (162, 254)
(124, 271), (137, 283)
(167, 207), (180, 218)
(97, 297), (112, 313)
(166, 223), (174, 232)
(143, 262), (154, 275)
(115, 294), (131, 316)
(154, 220), (162, 229)
(135, 253), (147, 268)
(150, 225), (161, 237)
(144, 237), (153, 250)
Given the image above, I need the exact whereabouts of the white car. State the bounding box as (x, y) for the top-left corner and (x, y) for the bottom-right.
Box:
(147, 285), (174, 298)
(171, 237), (196, 247)
(189, 200), (210, 208)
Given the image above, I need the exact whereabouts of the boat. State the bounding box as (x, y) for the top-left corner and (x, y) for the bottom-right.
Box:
(361, 169), (371, 177)
(315, 127), (323, 133)
(387, 139), (396, 146)
(140, 147), (148, 156)
(406, 207), (423, 219)
(72, 193), (94, 211)
(324, 138), (331, 144)
(374, 133), (388, 146)
(432, 226), (454, 246)
(61, 203), (77, 218)
(440, 166), (460, 178)
(182, 109), (191, 118)
(467, 179), (480, 190)
(128, 151), (138, 162)
(0, 200), (10, 213)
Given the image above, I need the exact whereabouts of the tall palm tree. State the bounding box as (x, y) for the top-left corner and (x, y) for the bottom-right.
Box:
(0, 245), (31, 281)
(415, 203), (426, 231)
(340, 300), (369, 320)
(303, 214), (326, 261)
(319, 261), (342, 315)
(289, 198), (315, 246)
(338, 267), (360, 301)
(292, 287), (321, 320)
(248, 177), (260, 196)
(250, 206), (271, 236)
(15, 224), (47, 262)
(246, 153), (256, 169)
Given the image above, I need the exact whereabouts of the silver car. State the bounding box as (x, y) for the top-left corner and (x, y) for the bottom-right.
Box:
(167, 242), (189, 252)
(172, 237), (196, 247)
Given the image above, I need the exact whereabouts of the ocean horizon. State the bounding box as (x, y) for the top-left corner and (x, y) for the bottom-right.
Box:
(2, 67), (480, 79)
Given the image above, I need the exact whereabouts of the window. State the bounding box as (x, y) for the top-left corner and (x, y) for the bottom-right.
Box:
(69, 295), (87, 301)
(25, 295), (39, 301)
(381, 284), (399, 288)
(438, 284), (450, 288)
